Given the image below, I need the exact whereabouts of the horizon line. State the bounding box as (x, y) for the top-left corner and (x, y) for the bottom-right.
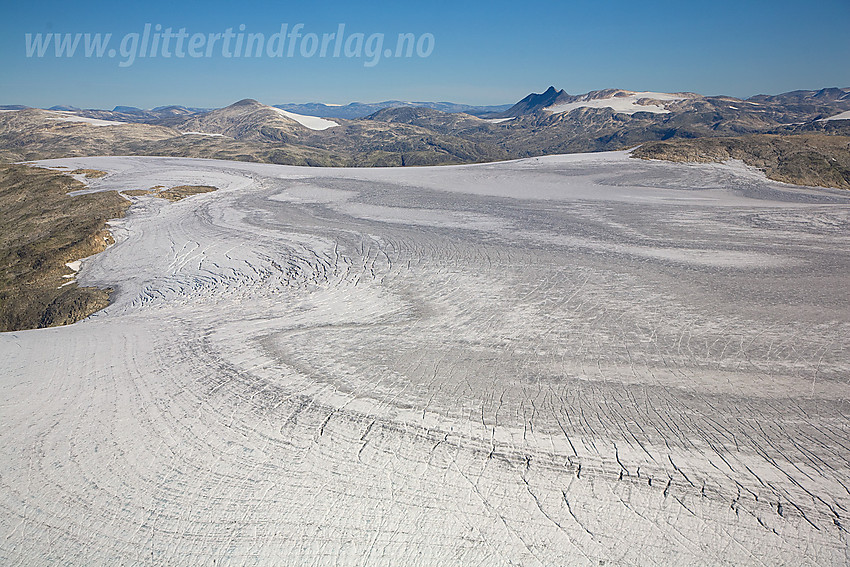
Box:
(4, 84), (849, 112)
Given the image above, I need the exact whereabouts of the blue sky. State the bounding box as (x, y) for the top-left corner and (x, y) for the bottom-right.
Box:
(1, 0), (848, 109)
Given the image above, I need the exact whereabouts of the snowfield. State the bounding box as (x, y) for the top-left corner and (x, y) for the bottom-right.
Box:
(819, 109), (850, 121)
(179, 130), (230, 137)
(0, 108), (130, 125)
(2, 152), (850, 566)
(272, 107), (340, 130)
(43, 110), (130, 126)
(546, 91), (685, 114)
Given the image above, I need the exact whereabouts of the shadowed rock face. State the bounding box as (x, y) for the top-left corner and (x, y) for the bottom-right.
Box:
(494, 85), (568, 117)
(2, 153), (850, 565)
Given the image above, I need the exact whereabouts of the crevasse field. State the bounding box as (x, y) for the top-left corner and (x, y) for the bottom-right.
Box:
(2, 152), (850, 566)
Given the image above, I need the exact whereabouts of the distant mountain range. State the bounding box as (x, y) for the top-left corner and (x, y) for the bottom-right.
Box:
(2, 100), (511, 121)
(1, 86), (848, 186)
(8, 86), (849, 125)
(273, 101), (513, 119)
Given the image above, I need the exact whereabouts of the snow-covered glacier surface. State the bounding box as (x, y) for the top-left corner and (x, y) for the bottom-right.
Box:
(3, 152), (850, 566)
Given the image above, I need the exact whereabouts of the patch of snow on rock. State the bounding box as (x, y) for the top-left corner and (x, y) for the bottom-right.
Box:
(818, 110), (850, 121)
(546, 91), (685, 115)
(44, 111), (129, 126)
(272, 108), (339, 130)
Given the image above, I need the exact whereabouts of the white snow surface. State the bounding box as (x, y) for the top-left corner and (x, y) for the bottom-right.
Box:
(43, 110), (129, 126)
(3, 152), (850, 566)
(180, 130), (229, 137)
(272, 107), (339, 130)
(546, 91), (685, 114)
(0, 108), (129, 125)
(819, 109), (850, 121)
